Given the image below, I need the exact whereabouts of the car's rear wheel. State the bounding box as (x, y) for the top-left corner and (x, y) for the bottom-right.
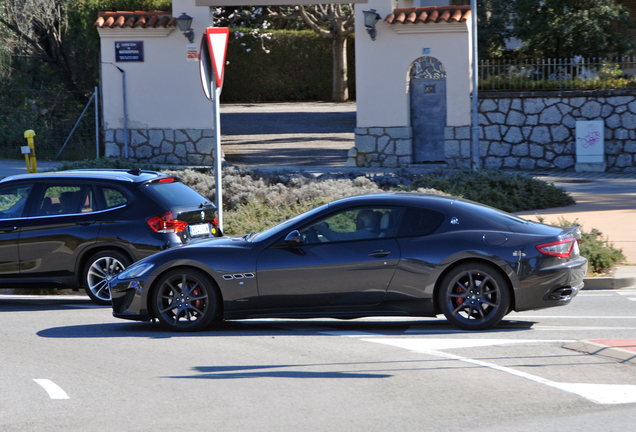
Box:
(438, 263), (510, 330)
(151, 269), (220, 332)
(83, 250), (130, 305)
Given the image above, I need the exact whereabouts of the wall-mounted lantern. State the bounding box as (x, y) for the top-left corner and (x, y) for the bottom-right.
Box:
(176, 13), (195, 43)
(363, 9), (381, 41)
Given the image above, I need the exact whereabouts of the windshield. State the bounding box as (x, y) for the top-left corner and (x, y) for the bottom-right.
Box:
(251, 203), (329, 242)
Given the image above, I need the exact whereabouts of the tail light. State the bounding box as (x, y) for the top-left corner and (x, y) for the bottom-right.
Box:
(212, 216), (218, 227)
(536, 238), (575, 258)
(147, 212), (187, 233)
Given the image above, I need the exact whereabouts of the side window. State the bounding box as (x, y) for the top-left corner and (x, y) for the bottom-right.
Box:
(100, 186), (129, 209)
(299, 207), (400, 244)
(396, 207), (444, 238)
(38, 185), (83, 215)
(81, 188), (95, 213)
(0, 184), (32, 219)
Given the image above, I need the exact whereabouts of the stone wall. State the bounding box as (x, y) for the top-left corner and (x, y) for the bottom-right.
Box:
(351, 127), (413, 168)
(104, 129), (217, 165)
(355, 90), (636, 171)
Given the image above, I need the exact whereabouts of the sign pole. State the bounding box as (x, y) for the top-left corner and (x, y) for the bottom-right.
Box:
(212, 82), (223, 231)
(199, 27), (229, 233)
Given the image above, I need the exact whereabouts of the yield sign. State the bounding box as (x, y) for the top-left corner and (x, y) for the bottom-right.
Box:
(199, 27), (229, 100)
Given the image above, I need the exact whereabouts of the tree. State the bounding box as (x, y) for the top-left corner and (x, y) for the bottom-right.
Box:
(268, 5), (354, 102)
(477, 0), (515, 59)
(0, 0), (90, 103)
(514, 0), (636, 58)
(479, 0), (636, 59)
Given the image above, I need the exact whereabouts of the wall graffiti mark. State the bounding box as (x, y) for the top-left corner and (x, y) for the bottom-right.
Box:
(579, 131), (601, 148)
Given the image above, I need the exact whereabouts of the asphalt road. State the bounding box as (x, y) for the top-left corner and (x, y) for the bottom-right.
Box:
(219, 102), (355, 166)
(2, 289), (636, 431)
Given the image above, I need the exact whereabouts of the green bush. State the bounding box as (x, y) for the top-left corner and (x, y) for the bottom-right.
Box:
(58, 157), (162, 171)
(548, 217), (625, 275)
(403, 170), (574, 213)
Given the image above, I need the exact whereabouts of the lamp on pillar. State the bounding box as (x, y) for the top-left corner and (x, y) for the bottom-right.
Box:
(176, 13), (195, 43)
(362, 9), (381, 41)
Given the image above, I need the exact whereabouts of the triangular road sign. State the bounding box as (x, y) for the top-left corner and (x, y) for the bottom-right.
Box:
(204, 27), (229, 88)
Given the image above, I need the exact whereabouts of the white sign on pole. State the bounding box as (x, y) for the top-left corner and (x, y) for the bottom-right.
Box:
(575, 120), (604, 164)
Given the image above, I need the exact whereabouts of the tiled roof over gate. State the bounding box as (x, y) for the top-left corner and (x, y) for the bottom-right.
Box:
(94, 11), (176, 29)
(384, 6), (471, 24)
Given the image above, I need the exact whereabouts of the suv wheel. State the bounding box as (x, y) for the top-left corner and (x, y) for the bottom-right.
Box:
(83, 250), (131, 305)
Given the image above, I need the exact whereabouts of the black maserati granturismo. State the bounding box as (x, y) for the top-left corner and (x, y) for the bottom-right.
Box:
(109, 193), (587, 331)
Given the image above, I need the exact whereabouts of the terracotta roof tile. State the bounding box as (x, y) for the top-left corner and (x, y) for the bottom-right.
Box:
(94, 11), (176, 29)
(385, 6), (470, 25)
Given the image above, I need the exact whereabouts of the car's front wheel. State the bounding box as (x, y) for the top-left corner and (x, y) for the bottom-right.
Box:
(151, 269), (220, 332)
(83, 250), (131, 305)
(438, 263), (510, 330)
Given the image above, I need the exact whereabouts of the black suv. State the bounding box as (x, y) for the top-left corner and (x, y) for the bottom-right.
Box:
(0, 169), (220, 304)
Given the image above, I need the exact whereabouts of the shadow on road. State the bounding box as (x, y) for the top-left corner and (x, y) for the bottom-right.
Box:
(34, 317), (536, 339)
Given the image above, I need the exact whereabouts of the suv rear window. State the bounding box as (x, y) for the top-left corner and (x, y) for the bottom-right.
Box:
(100, 186), (130, 209)
(143, 180), (209, 207)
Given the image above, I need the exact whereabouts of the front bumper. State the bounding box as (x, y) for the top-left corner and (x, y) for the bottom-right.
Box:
(110, 279), (152, 321)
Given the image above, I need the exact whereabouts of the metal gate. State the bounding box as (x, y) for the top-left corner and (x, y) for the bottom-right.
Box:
(409, 57), (447, 163)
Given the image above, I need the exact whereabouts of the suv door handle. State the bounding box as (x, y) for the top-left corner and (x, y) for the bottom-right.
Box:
(368, 250), (391, 258)
(1, 225), (18, 232)
(76, 220), (96, 226)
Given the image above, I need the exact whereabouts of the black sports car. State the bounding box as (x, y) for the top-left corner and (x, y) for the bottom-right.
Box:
(0, 169), (220, 304)
(110, 193), (587, 331)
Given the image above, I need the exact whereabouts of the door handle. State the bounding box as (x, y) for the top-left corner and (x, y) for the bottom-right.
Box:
(76, 220), (96, 226)
(1, 225), (18, 232)
(368, 250), (391, 258)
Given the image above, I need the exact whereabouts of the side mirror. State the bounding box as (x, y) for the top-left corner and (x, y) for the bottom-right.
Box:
(284, 230), (302, 245)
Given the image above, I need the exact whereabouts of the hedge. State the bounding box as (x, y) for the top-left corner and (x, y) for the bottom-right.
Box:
(221, 29), (356, 102)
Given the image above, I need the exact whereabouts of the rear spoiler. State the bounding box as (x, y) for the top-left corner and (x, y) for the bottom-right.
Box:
(561, 225), (582, 241)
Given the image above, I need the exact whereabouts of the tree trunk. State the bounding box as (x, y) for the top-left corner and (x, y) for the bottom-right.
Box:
(332, 36), (348, 102)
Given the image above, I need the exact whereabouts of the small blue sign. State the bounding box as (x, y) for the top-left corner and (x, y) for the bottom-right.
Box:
(115, 41), (144, 62)
(422, 48), (431, 55)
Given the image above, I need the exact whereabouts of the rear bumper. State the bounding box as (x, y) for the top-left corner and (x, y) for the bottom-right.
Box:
(514, 256), (588, 312)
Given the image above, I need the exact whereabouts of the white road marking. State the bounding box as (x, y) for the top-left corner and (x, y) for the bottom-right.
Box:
(531, 326), (636, 331)
(320, 331), (382, 337)
(33, 379), (69, 400)
(509, 315), (636, 319)
(363, 338), (636, 405)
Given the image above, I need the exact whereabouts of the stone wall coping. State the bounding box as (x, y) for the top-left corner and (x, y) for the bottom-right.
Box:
(480, 89), (636, 99)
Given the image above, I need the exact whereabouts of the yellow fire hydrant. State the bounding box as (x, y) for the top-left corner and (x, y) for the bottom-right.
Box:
(22, 130), (37, 173)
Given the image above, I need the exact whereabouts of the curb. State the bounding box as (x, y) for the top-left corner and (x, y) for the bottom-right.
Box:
(563, 340), (636, 364)
(583, 276), (636, 290)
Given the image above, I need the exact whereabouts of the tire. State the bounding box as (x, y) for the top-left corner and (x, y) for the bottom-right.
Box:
(151, 268), (220, 332)
(438, 263), (510, 331)
(83, 250), (131, 305)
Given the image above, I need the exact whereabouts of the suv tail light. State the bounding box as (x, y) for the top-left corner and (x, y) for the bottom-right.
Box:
(147, 212), (187, 233)
(536, 238), (575, 258)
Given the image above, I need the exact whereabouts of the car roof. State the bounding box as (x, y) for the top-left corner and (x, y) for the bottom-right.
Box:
(327, 192), (458, 208)
(0, 169), (169, 184)
(327, 192), (530, 227)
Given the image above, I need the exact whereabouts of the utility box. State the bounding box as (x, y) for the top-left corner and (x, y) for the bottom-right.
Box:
(575, 120), (606, 172)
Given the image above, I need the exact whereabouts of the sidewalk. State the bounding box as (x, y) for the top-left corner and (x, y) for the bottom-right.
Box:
(564, 339), (636, 364)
